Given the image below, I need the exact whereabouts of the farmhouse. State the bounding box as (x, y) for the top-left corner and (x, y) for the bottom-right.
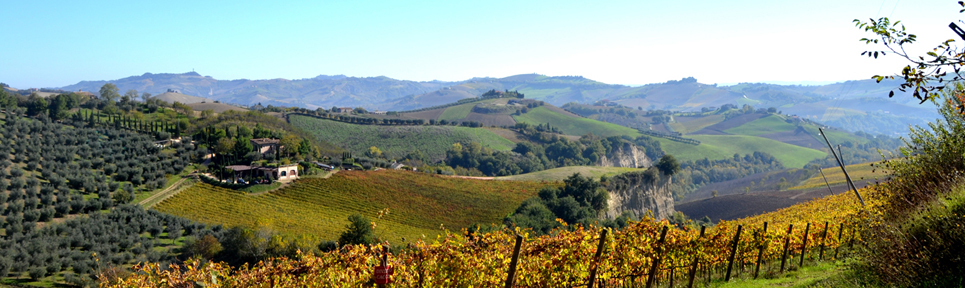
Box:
(250, 138), (282, 155)
(224, 164), (299, 183)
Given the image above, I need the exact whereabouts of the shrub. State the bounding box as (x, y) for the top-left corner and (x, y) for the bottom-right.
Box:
(858, 85), (965, 286)
(337, 214), (374, 246)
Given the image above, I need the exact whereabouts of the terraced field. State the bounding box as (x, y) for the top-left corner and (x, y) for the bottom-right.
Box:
(154, 170), (550, 243)
(512, 107), (641, 138)
(290, 115), (516, 161)
(657, 134), (826, 168)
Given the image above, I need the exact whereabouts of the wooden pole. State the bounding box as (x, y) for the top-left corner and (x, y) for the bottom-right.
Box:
(819, 221), (829, 261)
(504, 234), (524, 288)
(799, 223), (811, 268)
(834, 222), (845, 259)
(725, 225), (743, 281)
(646, 226), (669, 288)
(687, 225), (707, 288)
(819, 127), (865, 206)
(587, 229), (609, 288)
(754, 222), (768, 279)
(780, 224), (793, 273)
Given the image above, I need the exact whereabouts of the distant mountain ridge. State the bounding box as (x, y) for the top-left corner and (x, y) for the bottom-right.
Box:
(59, 72), (461, 110)
(56, 72), (939, 135)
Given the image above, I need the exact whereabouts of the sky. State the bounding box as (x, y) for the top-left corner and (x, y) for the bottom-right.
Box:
(0, 0), (959, 88)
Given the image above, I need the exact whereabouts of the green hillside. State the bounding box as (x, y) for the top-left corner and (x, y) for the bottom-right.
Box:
(658, 135), (826, 168)
(724, 114), (797, 136)
(497, 166), (644, 182)
(154, 170), (548, 243)
(438, 103), (474, 121)
(512, 107), (641, 138)
(290, 115), (515, 161)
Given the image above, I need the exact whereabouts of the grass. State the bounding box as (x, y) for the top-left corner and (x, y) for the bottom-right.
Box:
(789, 162), (889, 190)
(673, 114), (725, 134)
(290, 115), (516, 161)
(133, 164), (196, 204)
(438, 103), (474, 121)
(724, 114), (796, 136)
(658, 135), (827, 168)
(801, 125), (867, 145)
(497, 166), (644, 182)
(713, 260), (861, 288)
(512, 107), (641, 138)
(154, 170), (550, 244)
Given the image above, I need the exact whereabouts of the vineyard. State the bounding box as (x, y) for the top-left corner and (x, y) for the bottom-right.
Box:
(154, 170), (549, 244)
(289, 115), (515, 161)
(113, 175), (880, 287)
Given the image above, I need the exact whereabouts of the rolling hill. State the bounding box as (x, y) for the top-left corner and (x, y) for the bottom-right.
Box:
(55, 72), (937, 135)
(152, 91), (214, 104)
(154, 170), (549, 243)
(289, 114), (516, 161)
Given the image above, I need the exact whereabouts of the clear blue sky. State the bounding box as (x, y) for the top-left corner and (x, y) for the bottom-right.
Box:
(0, 0), (957, 88)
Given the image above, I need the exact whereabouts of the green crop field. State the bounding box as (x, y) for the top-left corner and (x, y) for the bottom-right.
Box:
(290, 115), (515, 161)
(154, 170), (548, 243)
(673, 114), (725, 134)
(789, 162), (890, 190)
(724, 114), (797, 136)
(438, 103), (474, 121)
(497, 166), (644, 182)
(512, 107), (641, 138)
(801, 125), (867, 145)
(658, 135), (827, 168)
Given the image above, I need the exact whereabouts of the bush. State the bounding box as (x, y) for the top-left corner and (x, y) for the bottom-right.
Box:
(858, 85), (965, 286)
(338, 214), (374, 246)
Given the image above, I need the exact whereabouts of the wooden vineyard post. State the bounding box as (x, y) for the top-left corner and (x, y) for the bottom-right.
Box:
(799, 223), (811, 268)
(646, 226), (669, 288)
(754, 222), (768, 279)
(725, 225), (743, 282)
(504, 234), (524, 288)
(687, 225), (707, 288)
(587, 229), (608, 288)
(819, 221), (829, 261)
(848, 226), (857, 253)
(780, 224), (793, 273)
(834, 222), (845, 259)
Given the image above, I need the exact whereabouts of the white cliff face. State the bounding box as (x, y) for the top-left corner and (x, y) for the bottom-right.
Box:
(597, 142), (652, 168)
(604, 169), (674, 220)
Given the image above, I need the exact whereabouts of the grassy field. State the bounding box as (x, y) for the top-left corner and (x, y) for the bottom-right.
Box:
(789, 162), (889, 190)
(724, 114), (797, 136)
(154, 170), (550, 244)
(801, 125), (867, 145)
(512, 107), (641, 138)
(497, 166), (644, 182)
(290, 115), (516, 161)
(658, 135), (827, 168)
(438, 103), (474, 121)
(673, 114), (725, 134)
